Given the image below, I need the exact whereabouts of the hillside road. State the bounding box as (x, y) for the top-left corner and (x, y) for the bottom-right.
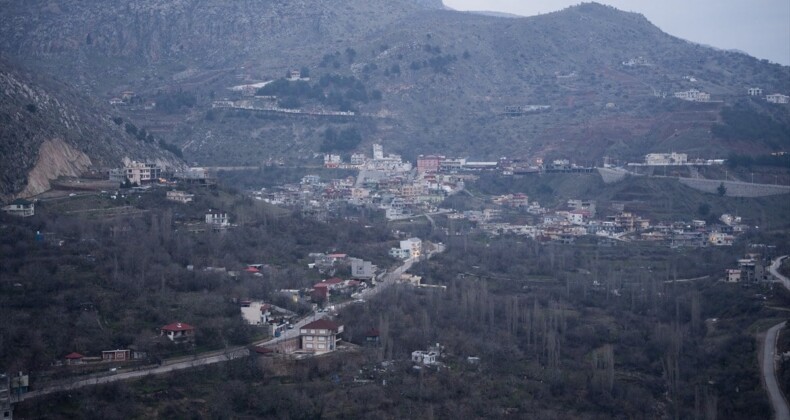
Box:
(763, 321), (790, 420)
(764, 255), (790, 420)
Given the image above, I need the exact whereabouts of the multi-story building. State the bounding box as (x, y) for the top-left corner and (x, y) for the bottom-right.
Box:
(174, 167), (214, 185)
(351, 258), (376, 280)
(747, 87), (763, 96)
(373, 144), (384, 160)
(205, 211), (229, 226)
(350, 153), (366, 165)
(417, 155), (443, 173)
(389, 247), (412, 259)
(766, 93), (790, 104)
(645, 153), (688, 166)
(673, 89), (710, 102)
(2, 199), (34, 217)
(300, 319), (343, 355)
(166, 190), (194, 203)
(111, 161), (162, 185)
(400, 237), (422, 259)
(324, 154), (341, 168)
(439, 158), (466, 172)
(0, 373), (11, 420)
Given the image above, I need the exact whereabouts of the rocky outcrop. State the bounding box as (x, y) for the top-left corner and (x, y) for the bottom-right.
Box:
(18, 139), (92, 198)
(0, 59), (183, 201)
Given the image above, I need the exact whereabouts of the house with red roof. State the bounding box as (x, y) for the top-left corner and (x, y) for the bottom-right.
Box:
(365, 328), (380, 345)
(64, 352), (85, 365)
(300, 319), (343, 354)
(161, 322), (196, 343)
(324, 277), (344, 288)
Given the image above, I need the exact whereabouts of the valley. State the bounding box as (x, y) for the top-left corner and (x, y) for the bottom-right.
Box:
(0, 1), (789, 419)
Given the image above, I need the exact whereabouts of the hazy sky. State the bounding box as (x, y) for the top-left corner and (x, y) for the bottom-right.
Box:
(443, 1), (790, 65)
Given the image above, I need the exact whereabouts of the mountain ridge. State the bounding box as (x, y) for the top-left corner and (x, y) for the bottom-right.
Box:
(0, 1), (787, 169)
(0, 58), (183, 200)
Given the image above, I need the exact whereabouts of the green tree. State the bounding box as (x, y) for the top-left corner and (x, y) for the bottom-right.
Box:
(717, 183), (727, 196)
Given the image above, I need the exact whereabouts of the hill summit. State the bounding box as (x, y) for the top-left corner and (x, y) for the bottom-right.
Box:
(0, 1), (787, 168)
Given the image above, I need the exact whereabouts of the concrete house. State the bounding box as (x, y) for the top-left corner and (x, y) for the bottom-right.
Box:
(161, 322), (196, 343)
(166, 190), (194, 203)
(2, 199), (34, 217)
(766, 93), (790, 104)
(205, 211), (229, 226)
(300, 319), (343, 354)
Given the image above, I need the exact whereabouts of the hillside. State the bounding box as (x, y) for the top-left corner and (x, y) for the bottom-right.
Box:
(0, 1), (788, 166)
(0, 59), (183, 200)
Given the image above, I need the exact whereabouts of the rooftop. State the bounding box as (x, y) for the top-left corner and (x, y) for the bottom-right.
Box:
(302, 319), (340, 332)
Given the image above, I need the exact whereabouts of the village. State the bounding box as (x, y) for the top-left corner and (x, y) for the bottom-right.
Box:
(0, 145), (781, 407)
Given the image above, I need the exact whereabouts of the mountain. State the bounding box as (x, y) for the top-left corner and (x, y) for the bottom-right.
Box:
(0, 59), (183, 201)
(1, 1), (788, 166)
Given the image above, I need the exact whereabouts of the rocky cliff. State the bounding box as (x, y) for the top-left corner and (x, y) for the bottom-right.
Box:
(0, 59), (182, 201)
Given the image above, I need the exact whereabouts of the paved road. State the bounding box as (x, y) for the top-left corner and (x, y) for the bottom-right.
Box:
(15, 243), (446, 402)
(764, 321), (790, 420)
(764, 255), (790, 420)
(15, 347), (249, 402)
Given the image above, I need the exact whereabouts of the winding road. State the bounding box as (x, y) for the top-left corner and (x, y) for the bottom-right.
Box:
(14, 243), (445, 402)
(764, 255), (790, 420)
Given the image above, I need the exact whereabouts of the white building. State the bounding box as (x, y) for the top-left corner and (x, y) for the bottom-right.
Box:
(205, 211), (229, 226)
(747, 87), (763, 96)
(350, 153), (366, 165)
(400, 237), (422, 259)
(720, 214), (742, 226)
(111, 161), (162, 185)
(166, 190), (194, 203)
(645, 153), (688, 166)
(373, 144), (384, 160)
(412, 350), (438, 365)
(2, 199), (34, 217)
(766, 94), (790, 104)
(673, 89), (710, 102)
(324, 154), (341, 168)
(725, 269), (742, 283)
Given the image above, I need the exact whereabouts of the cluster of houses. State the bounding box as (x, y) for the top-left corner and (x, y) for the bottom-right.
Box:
(674, 89), (711, 102)
(60, 322), (196, 366)
(723, 246), (777, 283)
(626, 152), (725, 167)
(110, 162), (214, 188)
(255, 145), (474, 221)
(458, 196), (748, 248)
(747, 87), (789, 104)
(672, 88), (789, 105)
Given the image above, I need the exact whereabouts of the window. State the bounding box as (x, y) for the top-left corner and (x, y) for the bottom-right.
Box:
(318, 336), (326, 341)
(318, 344), (325, 349)
(305, 336), (313, 341)
(306, 343), (313, 349)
